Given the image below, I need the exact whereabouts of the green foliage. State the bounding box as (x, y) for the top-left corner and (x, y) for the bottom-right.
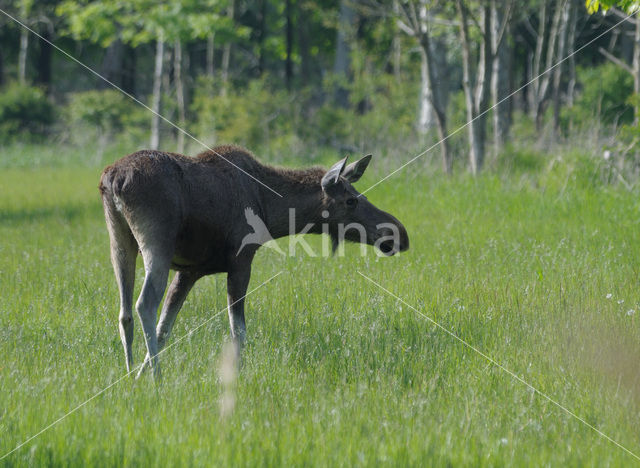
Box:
(57, 0), (240, 46)
(0, 82), (55, 142)
(66, 89), (138, 132)
(539, 148), (607, 191)
(190, 76), (294, 151)
(191, 73), (416, 157)
(507, 111), (539, 142)
(586, 0), (640, 13)
(488, 141), (616, 193)
(493, 145), (546, 175)
(563, 63), (634, 128)
(65, 89), (148, 147)
(594, 93), (640, 179)
(299, 71), (416, 154)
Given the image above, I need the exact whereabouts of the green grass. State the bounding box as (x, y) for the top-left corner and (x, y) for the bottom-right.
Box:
(2, 146), (640, 466)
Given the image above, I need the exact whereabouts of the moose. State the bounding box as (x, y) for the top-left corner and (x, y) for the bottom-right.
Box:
(99, 145), (409, 379)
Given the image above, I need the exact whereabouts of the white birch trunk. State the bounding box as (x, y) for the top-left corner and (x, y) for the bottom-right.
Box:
(392, 0), (402, 80)
(417, 1), (434, 132)
(633, 15), (640, 125)
(333, 0), (355, 107)
(491, 1), (510, 150)
(418, 48), (435, 132)
(174, 40), (186, 153)
(553, 6), (570, 134)
(18, 28), (28, 84)
(207, 33), (215, 77)
(221, 0), (235, 96)
(150, 36), (164, 150)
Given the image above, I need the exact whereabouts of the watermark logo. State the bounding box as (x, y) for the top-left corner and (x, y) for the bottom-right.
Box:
(237, 208), (284, 255)
(237, 207), (403, 257)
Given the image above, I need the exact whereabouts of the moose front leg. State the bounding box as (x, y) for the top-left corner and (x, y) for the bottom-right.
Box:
(227, 263), (252, 347)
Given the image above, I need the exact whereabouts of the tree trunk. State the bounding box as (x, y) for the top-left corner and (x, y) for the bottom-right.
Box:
(18, 27), (28, 84)
(122, 45), (136, 96)
(528, 2), (546, 120)
(174, 40), (186, 153)
(392, 0), (402, 80)
(529, 0), (565, 130)
(470, 121), (486, 173)
(552, 6), (570, 136)
(418, 47), (434, 132)
(418, 42), (451, 174)
(150, 37), (164, 150)
(221, 0), (235, 96)
(491, 1), (511, 151)
(458, 1), (476, 172)
(473, 6), (492, 171)
(633, 14), (640, 124)
(99, 39), (124, 89)
(162, 46), (171, 104)
(417, 2), (434, 132)
(298, 1), (311, 86)
(207, 33), (215, 77)
(35, 26), (53, 92)
(397, 0), (451, 172)
(566, 1), (577, 108)
(221, 42), (231, 95)
(285, 0), (294, 89)
(0, 45), (4, 86)
(334, 0), (355, 107)
(457, 1), (492, 174)
(257, 0), (267, 76)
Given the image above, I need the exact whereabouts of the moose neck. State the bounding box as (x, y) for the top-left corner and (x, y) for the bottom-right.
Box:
(258, 167), (327, 240)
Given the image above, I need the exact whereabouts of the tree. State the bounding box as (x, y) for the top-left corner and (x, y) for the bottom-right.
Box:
(334, 0), (356, 107)
(397, 0), (452, 174)
(525, 0), (570, 130)
(298, 0), (312, 85)
(14, 0), (57, 88)
(551, 3), (575, 135)
(0, 39), (3, 86)
(457, 1), (504, 174)
(220, 0), (235, 95)
(18, 0), (32, 84)
(285, 0), (294, 89)
(491, 0), (514, 150)
(586, 0), (640, 11)
(587, 1), (640, 123)
(58, 0), (234, 150)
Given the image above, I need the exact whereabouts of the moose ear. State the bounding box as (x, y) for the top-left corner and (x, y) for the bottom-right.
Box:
(321, 156), (349, 191)
(342, 154), (372, 183)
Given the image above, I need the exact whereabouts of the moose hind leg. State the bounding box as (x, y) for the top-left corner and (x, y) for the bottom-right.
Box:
(115, 245), (137, 373)
(104, 203), (138, 372)
(137, 271), (199, 378)
(135, 251), (171, 380)
(157, 272), (199, 347)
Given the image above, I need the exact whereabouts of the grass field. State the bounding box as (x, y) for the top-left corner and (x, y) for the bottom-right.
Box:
(2, 145), (640, 466)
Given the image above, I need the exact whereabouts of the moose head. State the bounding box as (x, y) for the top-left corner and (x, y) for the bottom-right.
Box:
(320, 155), (410, 256)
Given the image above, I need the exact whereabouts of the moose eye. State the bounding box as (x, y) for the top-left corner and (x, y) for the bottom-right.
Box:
(346, 198), (358, 207)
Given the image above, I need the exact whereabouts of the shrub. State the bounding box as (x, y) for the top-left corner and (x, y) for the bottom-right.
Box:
(190, 73), (417, 159)
(65, 89), (148, 150)
(191, 76), (294, 151)
(493, 145), (546, 175)
(0, 82), (55, 142)
(66, 90), (146, 138)
(563, 63), (634, 130)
